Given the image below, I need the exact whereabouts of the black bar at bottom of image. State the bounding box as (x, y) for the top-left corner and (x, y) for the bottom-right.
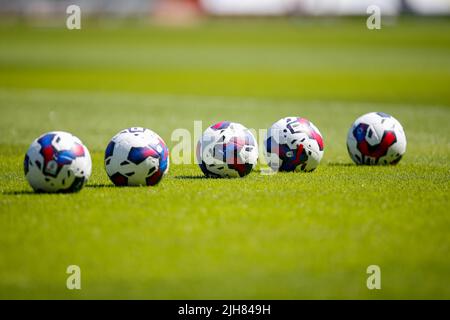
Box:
(0, 300), (445, 318)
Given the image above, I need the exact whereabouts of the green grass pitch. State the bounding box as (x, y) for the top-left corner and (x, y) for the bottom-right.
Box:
(0, 18), (449, 299)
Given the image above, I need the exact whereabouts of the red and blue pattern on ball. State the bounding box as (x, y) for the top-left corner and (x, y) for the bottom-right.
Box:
(296, 118), (324, 151)
(36, 133), (85, 178)
(211, 121), (231, 131)
(105, 138), (168, 186)
(224, 135), (254, 177)
(266, 117), (323, 172)
(127, 139), (169, 186)
(25, 133), (87, 192)
(197, 125), (255, 178)
(352, 123), (397, 165)
(266, 137), (309, 172)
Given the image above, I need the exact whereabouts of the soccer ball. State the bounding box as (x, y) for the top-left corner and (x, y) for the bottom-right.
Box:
(197, 121), (258, 178)
(347, 112), (406, 165)
(105, 127), (169, 186)
(264, 117), (324, 172)
(24, 131), (92, 193)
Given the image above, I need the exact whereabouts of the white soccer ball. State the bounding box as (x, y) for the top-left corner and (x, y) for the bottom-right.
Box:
(264, 117), (324, 172)
(347, 112), (406, 165)
(24, 131), (92, 193)
(197, 121), (258, 178)
(105, 127), (169, 186)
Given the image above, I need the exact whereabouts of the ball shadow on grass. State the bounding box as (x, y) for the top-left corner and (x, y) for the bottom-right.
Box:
(2, 184), (116, 195)
(85, 184), (116, 189)
(174, 175), (209, 180)
(1, 190), (37, 196)
(326, 162), (355, 167)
